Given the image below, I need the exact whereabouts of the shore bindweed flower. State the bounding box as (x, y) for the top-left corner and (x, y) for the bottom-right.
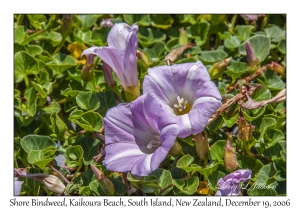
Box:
(103, 94), (179, 176)
(143, 61), (222, 138)
(82, 23), (140, 101)
(215, 169), (252, 196)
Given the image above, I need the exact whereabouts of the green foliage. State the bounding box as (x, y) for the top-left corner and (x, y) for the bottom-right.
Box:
(14, 14), (286, 196)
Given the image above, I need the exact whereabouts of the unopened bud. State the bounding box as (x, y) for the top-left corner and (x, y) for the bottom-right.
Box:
(246, 41), (260, 71)
(81, 64), (94, 83)
(137, 50), (150, 67)
(19, 173), (65, 194)
(61, 15), (73, 39)
(103, 61), (117, 87)
(179, 27), (188, 45)
(267, 61), (285, 76)
(208, 57), (232, 79)
(168, 141), (182, 156)
(224, 139), (239, 172)
(195, 133), (209, 160)
(101, 18), (114, 28)
(238, 117), (255, 142)
(90, 164), (115, 195)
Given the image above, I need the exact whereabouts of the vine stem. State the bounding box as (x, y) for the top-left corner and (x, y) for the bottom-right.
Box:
(50, 164), (69, 184)
(243, 141), (254, 157)
(158, 183), (174, 195)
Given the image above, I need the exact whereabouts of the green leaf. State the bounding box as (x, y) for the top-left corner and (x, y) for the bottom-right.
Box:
(77, 15), (100, 31)
(151, 14), (174, 29)
(69, 110), (103, 132)
(176, 154), (194, 171)
(24, 168), (41, 195)
(42, 102), (61, 114)
(123, 14), (150, 26)
(239, 35), (271, 62)
(49, 31), (63, 45)
(264, 25), (285, 39)
(94, 90), (117, 115)
(89, 180), (101, 196)
(263, 140), (286, 158)
(46, 53), (77, 74)
(238, 155), (263, 175)
(234, 25), (254, 41)
(21, 135), (56, 153)
(27, 14), (47, 29)
(157, 170), (173, 195)
(264, 129), (285, 147)
(138, 27), (166, 48)
(224, 36), (241, 49)
(14, 25), (26, 44)
(110, 178), (127, 196)
(26, 45), (43, 56)
(186, 21), (210, 46)
(144, 41), (166, 62)
(247, 187), (277, 196)
(90, 28), (111, 46)
(207, 171), (225, 191)
(173, 177), (199, 195)
(195, 161), (219, 178)
(170, 167), (187, 179)
(199, 50), (228, 63)
(65, 145), (83, 167)
(255, 163), (276, 183)
(14, 87), (37, 117)
(27, 149), (54, 169)
(14, 51), (39, 82)
(278, 39), (286, 54)
(252, 117), (276, 142)
(257, 70), (286, 91)
(73, 137), (100, 165)
(76, 91), (100, 111)
(209, 140), (226, 162)
(74, 29), (92, 45)
(31, 81), (54, 98)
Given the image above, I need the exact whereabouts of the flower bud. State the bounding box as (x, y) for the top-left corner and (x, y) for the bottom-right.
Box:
(136, 50), (150, 68)
(195, 133), (209, 160)
(60, 15), (73, 39)
(224, 139), (239, 172)
(267, 61), (285, 76)
(208, 57), (232, 79)
(103, 61), (117, 87)
(81, 54), (95, 83)
(101, 18), (114, 28)
(246, 41), (260, 71)
(90, 164), (115, 195)
(179, 27), (188, 45)
(42, 174), (66, 194)
(168, 141), (182, 156)
(237, 117), (255, 142)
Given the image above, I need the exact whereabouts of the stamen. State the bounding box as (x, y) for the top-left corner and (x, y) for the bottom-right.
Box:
(174, 96), (189, 112)
(147, 140), (161, 149)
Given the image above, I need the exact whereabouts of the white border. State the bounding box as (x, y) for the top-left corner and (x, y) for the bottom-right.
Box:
(2, 0), (299, 208)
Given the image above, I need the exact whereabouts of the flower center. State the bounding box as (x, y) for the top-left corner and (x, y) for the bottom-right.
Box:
(147, 139), (161, 149)
(173, 96), (191, 115)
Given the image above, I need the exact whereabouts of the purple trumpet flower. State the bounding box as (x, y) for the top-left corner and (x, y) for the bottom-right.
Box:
(103, 94), (179, 176)
(143, 61), (222, 138)
(215, 169), (252, 196)
(82, 23), (139, 97)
